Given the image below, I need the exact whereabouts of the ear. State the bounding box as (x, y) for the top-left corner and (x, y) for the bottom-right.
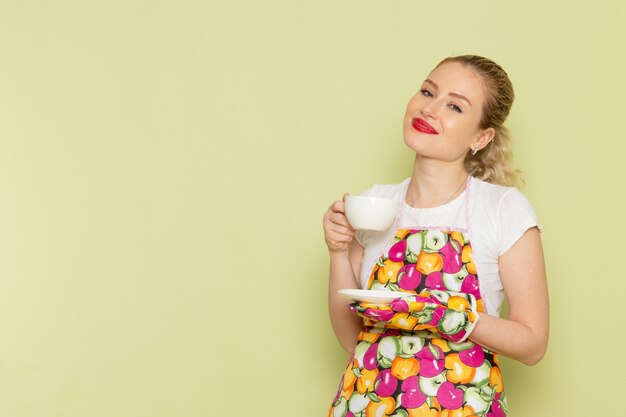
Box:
(471, 127), (496, 151)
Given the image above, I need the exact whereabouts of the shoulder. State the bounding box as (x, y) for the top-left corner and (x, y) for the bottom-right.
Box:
(471, 177), (522, 206)
(471, 177), (537, 214)
(470, 177), (540, 254)
(359, 178), (410, 201)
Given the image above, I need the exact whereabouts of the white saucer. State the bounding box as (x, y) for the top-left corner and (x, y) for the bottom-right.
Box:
(337, 289), (414, 304)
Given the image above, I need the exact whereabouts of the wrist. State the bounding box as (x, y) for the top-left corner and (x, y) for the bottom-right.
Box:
(328, 248), (350, 258)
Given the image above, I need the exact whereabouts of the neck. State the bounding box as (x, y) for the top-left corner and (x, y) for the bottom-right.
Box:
(406, 155), (469, 208)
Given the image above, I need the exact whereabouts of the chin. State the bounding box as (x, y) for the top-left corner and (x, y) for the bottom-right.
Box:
(403, 130), (425, 150)
(403, 138), (422, 155)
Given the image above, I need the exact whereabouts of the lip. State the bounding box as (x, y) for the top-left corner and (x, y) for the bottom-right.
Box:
(412, 117), (438, 135)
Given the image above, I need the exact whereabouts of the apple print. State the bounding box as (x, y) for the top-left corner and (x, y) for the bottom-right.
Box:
(332, 397), (348, 417)
(415, 307), (436, 326)
(447, 340), (474, 352)
(416, 292), (439, 305)
(470, 359), (492, 387)
(463, 386), (492, 415)
(432, 306), (447, 323)
(425, 272), (445, 290)
(363, 343), (379, 370)
(348, 392), (369, 414)
(415, 344), (445, 377)
(391, 298), (410, 313)
(400, 376), (427, 409)
(460, 274), (481, 300)
(377, 337), (401, 368)
(442, 266), (469, 291)
(487, 402), (505, 417)
(429, 290), (451, 304)
(487, 392), (507, 417)
(364, 308), (395, 322)
(330, 225), (510, 417)
(436, 381), (464, 409)
(439, 241), (463, 274)
(459, 343), (485, 367)
(438, 309), (468, 336)
(400, 335), (425, 356)
(424, 230), (447, 253)
(353, 341), (372, 368)
(418, 372), (447, 397)
(407, 232), (424, 255)
(374, 369), (399, 397)
(397, 264), (421, 290)
(389, 240), (407, 262)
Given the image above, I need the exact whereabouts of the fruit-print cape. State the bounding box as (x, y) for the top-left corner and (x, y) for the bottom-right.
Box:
(329, 178), (508, 417)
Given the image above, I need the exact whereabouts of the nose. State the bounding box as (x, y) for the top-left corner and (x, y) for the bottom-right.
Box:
(420, 99), (438, 119)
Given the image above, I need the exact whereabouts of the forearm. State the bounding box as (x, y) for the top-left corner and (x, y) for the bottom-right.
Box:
(475, 228), (550, 366)
(468, 312), (549, 366)
(328, 251), (363, 353)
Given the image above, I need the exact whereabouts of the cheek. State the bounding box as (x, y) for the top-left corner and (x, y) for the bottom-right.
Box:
(403, 112), (413, 127)
(435, 122), (475, 152)
(405, 94), (423, 114)
(403, 110), (417, 132)
(443, 117), (476, 137)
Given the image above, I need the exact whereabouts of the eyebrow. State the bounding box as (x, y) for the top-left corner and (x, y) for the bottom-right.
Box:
(424, 79), (472, 107)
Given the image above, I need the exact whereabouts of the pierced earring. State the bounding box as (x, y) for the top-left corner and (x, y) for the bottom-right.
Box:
(471, 148), (478, 156)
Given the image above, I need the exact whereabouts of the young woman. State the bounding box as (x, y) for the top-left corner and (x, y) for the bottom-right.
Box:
(323, 55), (549, 417)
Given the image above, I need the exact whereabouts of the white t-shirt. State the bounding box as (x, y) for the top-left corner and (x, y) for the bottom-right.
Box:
(355, 176), (540, 317)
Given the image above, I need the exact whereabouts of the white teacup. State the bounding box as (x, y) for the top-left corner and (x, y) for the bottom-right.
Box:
(345, 196), (397, 231)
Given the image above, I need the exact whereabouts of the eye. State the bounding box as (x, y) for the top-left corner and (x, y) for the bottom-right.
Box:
(449, 104), (462, 113)
(421, 89), (433, 98)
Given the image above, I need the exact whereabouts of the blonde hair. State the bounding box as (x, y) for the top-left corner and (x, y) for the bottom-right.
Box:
(437, 55), (522, 187)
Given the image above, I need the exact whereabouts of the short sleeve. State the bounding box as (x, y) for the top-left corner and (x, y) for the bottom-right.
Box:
(496, 188), (541, 255)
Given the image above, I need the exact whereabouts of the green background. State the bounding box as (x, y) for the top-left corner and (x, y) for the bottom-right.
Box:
(1, 1), (624, 416)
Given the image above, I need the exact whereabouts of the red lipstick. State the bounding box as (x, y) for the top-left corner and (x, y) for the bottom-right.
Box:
(412, 118), (438, 135)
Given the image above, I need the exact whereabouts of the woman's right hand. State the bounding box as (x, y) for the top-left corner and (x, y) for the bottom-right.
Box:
(323, 193), (356, 253)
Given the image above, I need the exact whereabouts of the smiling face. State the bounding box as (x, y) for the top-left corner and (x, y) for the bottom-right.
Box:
(403, 61), (495, 163)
